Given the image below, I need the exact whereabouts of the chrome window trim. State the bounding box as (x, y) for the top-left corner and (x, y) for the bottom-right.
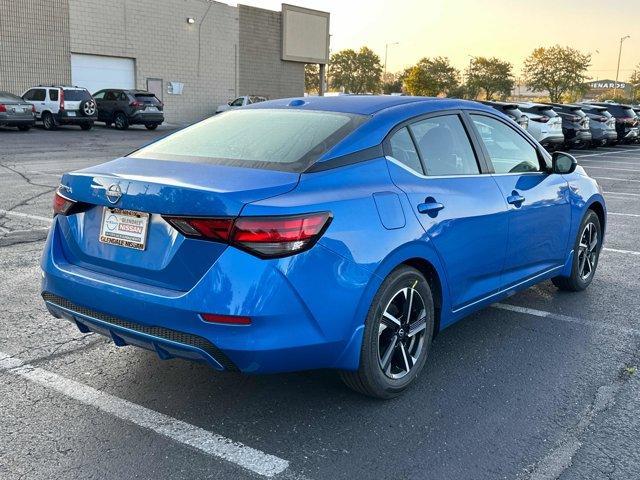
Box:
(385, 155), (488, 179)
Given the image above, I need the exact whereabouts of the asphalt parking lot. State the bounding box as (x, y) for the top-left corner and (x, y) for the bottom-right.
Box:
(1, 125), (639, 480)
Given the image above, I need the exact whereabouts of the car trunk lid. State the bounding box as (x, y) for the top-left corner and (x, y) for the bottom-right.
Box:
(55, 158), (299, 290)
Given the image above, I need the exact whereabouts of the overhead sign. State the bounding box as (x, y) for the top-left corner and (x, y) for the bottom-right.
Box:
(281, 4), (330, 64)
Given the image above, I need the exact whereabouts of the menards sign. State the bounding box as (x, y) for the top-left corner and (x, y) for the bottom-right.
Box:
(586, 80), (629, 90)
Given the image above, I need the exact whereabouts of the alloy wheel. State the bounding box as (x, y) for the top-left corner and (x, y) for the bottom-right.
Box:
(378, 284), (427, 379)
(578, 222), (598, 281)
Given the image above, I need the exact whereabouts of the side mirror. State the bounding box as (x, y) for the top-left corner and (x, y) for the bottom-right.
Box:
(227, 100), (232, 106)
(552, 151), (577, 174)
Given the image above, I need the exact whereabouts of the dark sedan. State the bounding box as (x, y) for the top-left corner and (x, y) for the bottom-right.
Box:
(0, 91), (35, 131)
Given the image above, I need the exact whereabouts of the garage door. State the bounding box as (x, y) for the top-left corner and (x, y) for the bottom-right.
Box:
(71, 54), (135, 95)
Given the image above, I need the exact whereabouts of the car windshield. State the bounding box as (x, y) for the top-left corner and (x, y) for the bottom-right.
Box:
(63, 89), (92, 101)
(129, 109), (367, 172)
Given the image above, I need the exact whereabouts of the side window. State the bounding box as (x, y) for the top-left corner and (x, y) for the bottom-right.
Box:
(410, 115), (480, 176)
(93, 91), (106, 100)
(470, 115), (541, 174)
(104, 91), (116, 101)
(230, 97), (244, 107)
(22, 89), (35, 100)
(118, 92), (127, 101)
(49, 89), (58, 101)
(32, 89), (46, 101)
(388, 127), (423, 174)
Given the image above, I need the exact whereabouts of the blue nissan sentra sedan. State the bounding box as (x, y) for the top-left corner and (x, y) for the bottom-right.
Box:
(42, 96), (606, 398)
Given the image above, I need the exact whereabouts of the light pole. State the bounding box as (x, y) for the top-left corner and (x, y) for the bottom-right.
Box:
(384, 42), (399, 79)
(614, 35), (630, 97)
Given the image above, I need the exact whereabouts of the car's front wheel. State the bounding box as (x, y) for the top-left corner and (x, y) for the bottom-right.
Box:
(80, 122), (93, 130)
(145, 124), (158, 130)
(552, 209), (602, 291)
(340, 265), (434, 399)
(17, 125), (31, 132)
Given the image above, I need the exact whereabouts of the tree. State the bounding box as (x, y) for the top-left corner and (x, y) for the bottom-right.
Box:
(629, 65), (640, 101)
(382, 72), (403, 94)
(523, 45), (591, 103)
(403, 57), (460, 97)
(329, 47), (383, 94)
(305, 64), (320, 94)
(466, 57), (515, 100)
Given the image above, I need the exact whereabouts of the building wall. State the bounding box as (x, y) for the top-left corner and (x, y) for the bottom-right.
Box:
(238, 5), (304, 101)
(0, 0), (72, 95)
(68, 0), (239, 124)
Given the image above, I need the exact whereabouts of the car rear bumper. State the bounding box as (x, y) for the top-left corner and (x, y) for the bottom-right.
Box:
(130, 112), (164, 125)
(540, 134), (565, 147)
(54, 112), (97, 124)
(0, 117), (35, 127)
(40, 217), (368, 374)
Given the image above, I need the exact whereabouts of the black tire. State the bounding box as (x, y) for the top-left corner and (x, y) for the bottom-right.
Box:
(114, 112), (129, 130)
(42, 112), (56, 130)
(552, 209), (602, 292)
(17, 126), (31, 132)
(340, 266), (434, 399)
(80, 122), (93, 131)
(145, 124), (158, 130)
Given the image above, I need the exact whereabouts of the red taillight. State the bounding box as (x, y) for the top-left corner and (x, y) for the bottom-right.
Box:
(53, 191), (75, 216)
(59, 89), (64, 111)
(163, 212), (332, 258)
(130, 100), (143, 108)
(531, 116), (550, 123)
(201, 313), (251, 325)
(31, 105), (36, 113)
(0, 104), (5, 112)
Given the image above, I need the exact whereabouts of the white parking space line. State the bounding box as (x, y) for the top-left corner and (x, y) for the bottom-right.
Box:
(581, 165), (640, 173)
(574, 150), (640, 159)
(0, 351), (290, 478)
(0, 209), (53, 223)
(580, 160), (640, 167)
(609, 212), (640, 218)
(604, 191), (640, 198)
(603, 247), (640, 256)
(593, 176), (640, 183)
(493, 304), (640, 337)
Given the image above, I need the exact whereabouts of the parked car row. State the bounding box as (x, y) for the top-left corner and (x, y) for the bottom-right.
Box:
(482, 100), (639, 150)
(0, 85), (164, 132)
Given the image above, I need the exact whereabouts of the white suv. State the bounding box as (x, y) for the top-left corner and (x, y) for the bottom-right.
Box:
(516, 102), (564, 150)
(21, 85), (97, 130)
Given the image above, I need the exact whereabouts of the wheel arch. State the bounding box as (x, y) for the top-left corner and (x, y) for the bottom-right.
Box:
(586, 198), (606, 238)
(333, 241), (451, 371)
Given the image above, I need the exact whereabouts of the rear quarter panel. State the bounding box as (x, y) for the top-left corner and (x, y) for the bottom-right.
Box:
(241, 157), (451, 369)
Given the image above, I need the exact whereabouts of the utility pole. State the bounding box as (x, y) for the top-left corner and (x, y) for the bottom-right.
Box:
(614, 35), (630, 97)
(384, 42), (399, 79)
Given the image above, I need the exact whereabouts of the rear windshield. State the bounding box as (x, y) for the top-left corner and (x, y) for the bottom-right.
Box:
(0, 91), (23, 102)
(134, 93), (160, 104)
(130, 109), (366, 172)
(523, 106), (558, 117)
(63, 89), (92, 101)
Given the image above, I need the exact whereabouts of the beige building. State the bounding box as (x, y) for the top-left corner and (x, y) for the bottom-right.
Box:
(0, 0), (315, 124)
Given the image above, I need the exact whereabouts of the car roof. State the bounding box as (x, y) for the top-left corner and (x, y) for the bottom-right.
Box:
(246, 95), (490, 116)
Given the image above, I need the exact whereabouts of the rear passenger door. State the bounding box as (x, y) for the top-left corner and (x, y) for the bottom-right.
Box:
(385, 112), (509, 313)
(101, 90), (117, 120)
(469, 113), (571, 287)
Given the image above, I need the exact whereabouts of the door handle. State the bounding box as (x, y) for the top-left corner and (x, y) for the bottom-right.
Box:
(507, 191), (525, 207)
(417, 197), (445, 215)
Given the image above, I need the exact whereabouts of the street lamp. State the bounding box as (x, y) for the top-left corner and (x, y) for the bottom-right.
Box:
(614, 35), (630, 97)
(384, 42), (399, 78)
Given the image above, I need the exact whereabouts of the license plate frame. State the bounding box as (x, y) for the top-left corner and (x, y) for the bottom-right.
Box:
(99, 207), (150, 251)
